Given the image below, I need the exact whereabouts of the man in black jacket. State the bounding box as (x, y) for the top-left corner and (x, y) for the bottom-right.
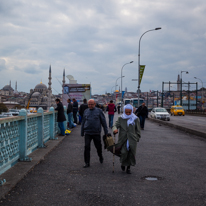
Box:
(67, 99), (75, 129)
(72, 98), (78, 124)
(55, 98), (66, 136)
(135, 102), (148, 130)
(79, 99), (88, 124)
(81, 99), (108, 168)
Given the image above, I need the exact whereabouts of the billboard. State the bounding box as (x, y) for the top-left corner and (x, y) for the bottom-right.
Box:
(62, 84), (91, 105)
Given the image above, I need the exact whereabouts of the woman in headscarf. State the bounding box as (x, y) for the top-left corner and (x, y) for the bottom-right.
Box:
(113, 104), (141, 174)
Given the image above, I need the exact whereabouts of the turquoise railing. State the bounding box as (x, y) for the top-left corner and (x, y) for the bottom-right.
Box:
(0, 106), (68, 178)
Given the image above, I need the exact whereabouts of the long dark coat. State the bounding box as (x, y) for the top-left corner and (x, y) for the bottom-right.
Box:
(111, 117), (141, 166)
(55, 102), (66, 122)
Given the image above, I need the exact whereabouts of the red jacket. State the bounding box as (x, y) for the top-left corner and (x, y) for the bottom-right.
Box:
(107, 103), (116, 115)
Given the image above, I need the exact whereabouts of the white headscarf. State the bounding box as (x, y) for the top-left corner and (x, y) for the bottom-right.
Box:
(121, 104), (137, 126)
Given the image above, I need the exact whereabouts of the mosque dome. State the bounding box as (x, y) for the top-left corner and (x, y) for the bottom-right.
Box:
(43, 96), (48, 102)
(2, 85), (14, 91)
(35, 82), (47, 90)
(32, 92), (40, 97)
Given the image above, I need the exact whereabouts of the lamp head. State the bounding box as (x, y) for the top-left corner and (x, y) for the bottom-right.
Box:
(130, 61), (134, 63)
(194, 77), (197, 79)
(155, 27), (161, 30)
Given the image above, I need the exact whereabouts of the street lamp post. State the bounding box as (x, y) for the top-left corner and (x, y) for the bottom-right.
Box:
(180, 71), (189, 106)
(194, 77), (204, 110)
(115, 76), (125, 91)
(121, 61), (133, 111)
(138, 27), (161, 107)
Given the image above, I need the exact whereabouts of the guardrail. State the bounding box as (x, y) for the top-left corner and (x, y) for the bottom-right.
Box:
(0, 106), (68, 177)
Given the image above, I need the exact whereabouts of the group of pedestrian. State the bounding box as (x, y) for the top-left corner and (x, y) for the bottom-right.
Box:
(55, 97), (144, 174)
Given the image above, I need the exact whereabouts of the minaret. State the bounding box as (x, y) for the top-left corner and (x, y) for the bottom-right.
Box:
(10, 80), (11, 87)
(48, 65), (52, 109)
(62, 68), (65, 85)
(15, 81), (17, 92)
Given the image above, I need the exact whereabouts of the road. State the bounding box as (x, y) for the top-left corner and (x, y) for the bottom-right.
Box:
(150, 114), (206, 134)
(1, 114), (206, 206)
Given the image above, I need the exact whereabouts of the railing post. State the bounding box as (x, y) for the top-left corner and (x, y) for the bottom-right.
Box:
(18, 109), (32, 162)
(64, 106), (67, 130)
(49, 107), (56, 140)
(37, 107), (45, 148)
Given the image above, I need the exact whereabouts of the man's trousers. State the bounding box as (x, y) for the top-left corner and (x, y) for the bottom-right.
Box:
(84, 134), (102, 164)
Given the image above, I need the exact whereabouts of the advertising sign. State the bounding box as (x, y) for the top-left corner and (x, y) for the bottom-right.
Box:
(62, 84), (91, 105)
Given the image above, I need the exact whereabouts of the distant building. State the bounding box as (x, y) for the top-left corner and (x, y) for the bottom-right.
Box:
(0, 81), (14, 96)
(177, 74), (181, 91)
(24, 66), (56, 110)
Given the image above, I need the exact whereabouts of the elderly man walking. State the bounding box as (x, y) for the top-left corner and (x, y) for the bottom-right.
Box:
(81, 99), (108, 168)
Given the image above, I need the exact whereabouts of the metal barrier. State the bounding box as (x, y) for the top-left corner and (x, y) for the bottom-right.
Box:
(0, 106), (67, 176)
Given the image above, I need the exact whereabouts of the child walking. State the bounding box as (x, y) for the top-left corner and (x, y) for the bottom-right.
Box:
(113, 104), (141, 174)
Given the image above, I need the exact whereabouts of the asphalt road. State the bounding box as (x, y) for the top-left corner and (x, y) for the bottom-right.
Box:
(1, 114), (206, 206)
(150, 113), (206, 134)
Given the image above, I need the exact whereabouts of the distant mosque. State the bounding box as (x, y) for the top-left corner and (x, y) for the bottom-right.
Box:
(24, 65), (56, 110)
(0, 81), (18, 96)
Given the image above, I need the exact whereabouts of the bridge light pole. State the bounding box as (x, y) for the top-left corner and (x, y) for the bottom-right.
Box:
(138, 27), (161, 107)
(121, 61), (133, 111)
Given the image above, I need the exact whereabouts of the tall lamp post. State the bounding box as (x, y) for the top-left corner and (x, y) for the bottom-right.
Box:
(138, 27), (161, 107)
(180, 71), (189, 106)
(115, 76), (125, 91)
(121, 61), (133, 111)
(194, 77), (204, 110)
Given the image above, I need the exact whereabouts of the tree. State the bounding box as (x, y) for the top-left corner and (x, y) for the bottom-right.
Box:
(0, 103), (8, 114)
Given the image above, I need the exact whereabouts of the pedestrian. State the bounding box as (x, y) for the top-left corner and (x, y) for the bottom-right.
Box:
(107, 100), (117, 128)
(55, 98), (66, 136)
(81, 99), (108, 168)
(79, 99), (88, 125)
(113, 104), (141, 174)
(117, 104), (121, 114)
(135, 102), (148, 130)
(72, 98), (78, 124)
(67, 99), (76, 129)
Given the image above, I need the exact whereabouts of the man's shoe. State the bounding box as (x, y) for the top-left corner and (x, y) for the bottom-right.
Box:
(83, 163), (90, 168)
(121, 165), (125, 171)
(126, 166), (131, 174)
(99, 156), (104, 163)
(59, 134), (65, 136)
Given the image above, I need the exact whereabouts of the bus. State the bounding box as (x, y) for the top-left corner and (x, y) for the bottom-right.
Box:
(123, 98), (144, 108)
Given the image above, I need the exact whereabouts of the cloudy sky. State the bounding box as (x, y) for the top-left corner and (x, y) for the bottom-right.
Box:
(0, 0), (205, 95)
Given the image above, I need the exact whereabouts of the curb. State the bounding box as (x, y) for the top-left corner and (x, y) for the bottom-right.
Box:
(0, 134), (69, 199)
(148, 117), (206, 139)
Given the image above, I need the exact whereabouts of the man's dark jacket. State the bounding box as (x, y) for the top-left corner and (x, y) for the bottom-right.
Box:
(55, 102), (66, 122)
(73, 101), (78, 112)
(135, 105), (148, 117)
(81, 107), (108, 136)
(79, 103), (88, 116)
(67, 102), (73, 114)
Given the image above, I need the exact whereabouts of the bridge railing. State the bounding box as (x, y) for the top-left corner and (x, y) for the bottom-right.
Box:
(0, 106), (68, 176)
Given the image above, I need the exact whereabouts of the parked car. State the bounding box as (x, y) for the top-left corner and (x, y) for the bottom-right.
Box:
(170, 106), (185, 116)
(150, 107), (170, 121)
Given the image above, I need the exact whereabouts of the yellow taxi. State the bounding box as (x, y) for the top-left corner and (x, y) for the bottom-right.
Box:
(170, 106), (185, 116)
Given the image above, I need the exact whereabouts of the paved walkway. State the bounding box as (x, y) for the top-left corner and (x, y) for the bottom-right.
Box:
(1, 114), (206, 205)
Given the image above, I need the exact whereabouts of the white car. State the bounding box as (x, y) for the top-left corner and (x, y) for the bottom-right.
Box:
(150, 107), (170, 121)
